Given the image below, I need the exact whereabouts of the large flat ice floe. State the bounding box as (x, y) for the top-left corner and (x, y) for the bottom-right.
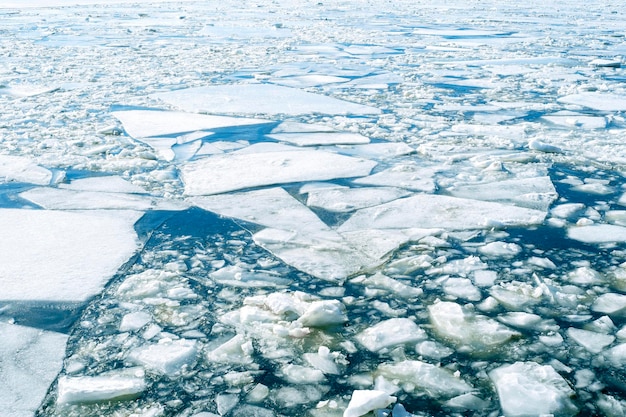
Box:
(0, 323), (68, 417)
(338, 194), (547, 232)
(0, 209), (141, 301)
(152, 84), (382, 116)
(0, 155), (52, 185)
(111, 110), (272, 139)
(181, 148), (377, 195)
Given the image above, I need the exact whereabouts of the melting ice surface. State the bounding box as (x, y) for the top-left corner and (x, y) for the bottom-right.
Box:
(2, 0), (626, 416)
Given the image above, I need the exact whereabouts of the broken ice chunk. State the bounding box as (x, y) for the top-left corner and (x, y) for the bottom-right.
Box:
(297, 300), (348, 327)
(592, 293), (626, 316)
(57, 373), (147, 405)
(303, 346), (340, 375)
(127, 339), (198, 377)
(442, 277), (482, 301)
(338, 194), (547, 233)
(181, 149), (376, 195)
(111, 109), (270, 139)
(351, 163), (437, 193)
(356, 318), (427, 352)
(0, 209), (140, 302)
(428, 301), (520, 354)
(0, 323), (68, 417)
(343, 390), (396, 417)
(377, 360), (473, 399)
(206, 334), (255, 365)
(281, 364), (326, 384)
(152, 84), (381, 116)
(119, 311), (152, 332)
(489, 362), (578, 416)
(449, 176), (557, 211)
(558, 92), (626, 112)
(58, 175), (146, 193)
(567, 224), (626, 243)
(306, 186), (411, 213)
(0, 154), (52, 185)
(266, 132), (370, 146)
(567, 328), (615, 353)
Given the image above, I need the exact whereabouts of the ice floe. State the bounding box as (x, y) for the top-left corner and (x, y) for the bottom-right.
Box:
(0, 209), (140, 301)
(558, 92), (626, 112)
(489, 362), (578, 416)
(338, 194), (547, 233)
(181, 148), (377, 196)
(111, 109), (271, 139)
(57, 372), (147, 405)
(152, 84), (382, 116)
(356, 318), (427, 352)
(343, 390), (396, 417)
(0, 155), (52, 185)
(0, 323), (68, 417)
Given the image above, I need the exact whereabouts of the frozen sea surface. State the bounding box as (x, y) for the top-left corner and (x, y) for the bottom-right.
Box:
(2, 0), (626, 416)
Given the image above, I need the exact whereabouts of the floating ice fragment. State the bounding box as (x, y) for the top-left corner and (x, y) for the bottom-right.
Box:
(0, 323), (68, 417)
(119, 311), (152, 332)
(478, 241), (522, 258)
(343, 390), (396, 417)
(207, 334), (255, 365)
(20, 187), (185, 211)
(591, 58), (622, 68)
(568, 224), (626, 243)
(592, 293), (626, 316)
(377, 360), (473, 399)
(358, 273), (423, 298)
(152, 84), (381, 116)
(297, 300), (348, 327)
(281, 364), (326, 384)
(0, 154), (52, 185)
(449, 176), (557, 211)
(541, 111), (607, 129)
(59, 175), (146, 193)
(57, 373), (147, 405)
(267, 132), (370, 146)
(428, 301), (520, 353)
(339, 194), (546, 233)
(306, 186), (411, 213)
(567, 328), (615, 353)
(111, 109), (271, 139)
(127, 339), (197, 377)
(0, 209), (140, 302)
(442, 277), (482, 301)
(356, 318), (427, 352)
(330, 142), (415, 160)
(528, 139), (563, 154)
(303, 346), (340, 375)
(351, 163), (437, 192)
(181, 149), (376, 195)
(558, 92), (626, 111)
(498, 312), (558, 332)
(489, 362), (578, 417)
(444, 393), (490, 411)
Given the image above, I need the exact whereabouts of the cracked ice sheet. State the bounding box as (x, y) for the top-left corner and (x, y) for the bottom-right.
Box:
(0, 155), (52, 185)
(111, 110), (271, 139)
(558, 92), (626, 112)
(181, 146), (377, 196)
(338, 194), (547, 233)
(0, 322), (68, 417)
(0, 209), (141, 302)
(190, 188), (381, 281)
(152, 84), (381, 116)
(20, 187), (187, 211)
(266, 132), (370, 146)
(448, 176), (557, 211)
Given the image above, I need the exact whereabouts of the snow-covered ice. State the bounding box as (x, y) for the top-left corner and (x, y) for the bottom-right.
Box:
(4, 0), (626, 416)
(0, 209), (141, 301)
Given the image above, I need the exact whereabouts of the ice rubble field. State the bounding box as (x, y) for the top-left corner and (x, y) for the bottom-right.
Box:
(2, 0), (626, 416)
